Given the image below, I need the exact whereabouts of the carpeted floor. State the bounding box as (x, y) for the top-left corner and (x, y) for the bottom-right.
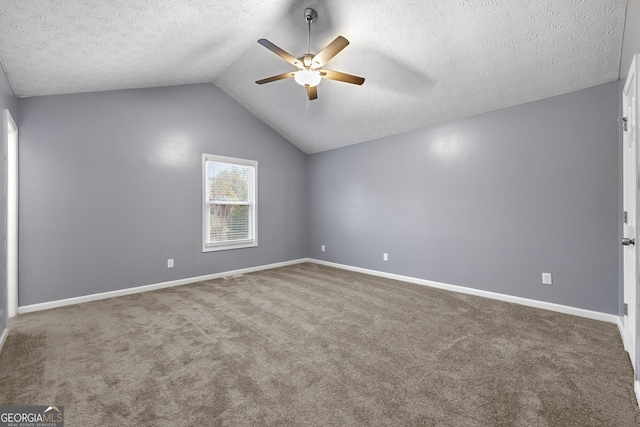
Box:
(1, 262), (639, 426)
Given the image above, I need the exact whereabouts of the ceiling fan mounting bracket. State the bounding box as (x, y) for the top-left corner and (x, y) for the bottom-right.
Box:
(304, 8), (318, 23)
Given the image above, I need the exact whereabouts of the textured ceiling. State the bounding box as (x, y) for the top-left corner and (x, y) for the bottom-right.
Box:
(0, 0), (628, 154)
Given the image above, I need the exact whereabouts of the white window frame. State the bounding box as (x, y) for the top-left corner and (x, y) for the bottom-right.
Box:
(202, 154), (258, 252)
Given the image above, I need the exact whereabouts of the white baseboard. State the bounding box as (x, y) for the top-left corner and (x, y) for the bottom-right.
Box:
(618, 316), (628, 350)
(0, 328), (8, 355)
(18, 258), (308, 314)
(635, 381), (640, 409)
(16, 256), (620, 324)
(309, 259), (620, 324)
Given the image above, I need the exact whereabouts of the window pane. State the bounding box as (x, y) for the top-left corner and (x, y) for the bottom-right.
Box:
(203, 154), (257, 252)
(207, 162), (251, 202)
(209, 204), (250, 242)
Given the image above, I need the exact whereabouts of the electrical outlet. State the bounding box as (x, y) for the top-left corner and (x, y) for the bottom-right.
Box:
(542, 272), (552, 285)
(321, 245), (325, 252)
(383, 253), (388, 261)
(167, 259), (174, 268)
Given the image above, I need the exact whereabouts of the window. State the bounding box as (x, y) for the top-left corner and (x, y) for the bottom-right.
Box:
(202, 154), (257, 252)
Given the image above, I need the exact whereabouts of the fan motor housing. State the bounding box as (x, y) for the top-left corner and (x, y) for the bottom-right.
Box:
(298, 54), (316, 68)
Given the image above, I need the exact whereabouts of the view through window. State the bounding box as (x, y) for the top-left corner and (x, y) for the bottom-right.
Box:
(202, 154), (257, 251)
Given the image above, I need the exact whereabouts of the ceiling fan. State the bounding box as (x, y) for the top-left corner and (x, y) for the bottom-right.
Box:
(255, 8), (365, 100)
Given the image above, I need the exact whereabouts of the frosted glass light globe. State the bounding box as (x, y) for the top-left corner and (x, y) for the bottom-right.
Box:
(294, 69), (321, 87)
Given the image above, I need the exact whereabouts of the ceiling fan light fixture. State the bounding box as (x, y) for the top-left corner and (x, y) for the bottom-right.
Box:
(294, 69), (321, 87)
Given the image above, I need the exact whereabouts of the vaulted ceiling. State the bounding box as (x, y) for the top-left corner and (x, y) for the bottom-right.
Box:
(0, 0), (628, 153)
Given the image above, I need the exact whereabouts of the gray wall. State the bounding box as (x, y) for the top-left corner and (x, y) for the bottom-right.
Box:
(17, 84), (308, 306)
(0, 65), (16, 332)
(308, 82), (619, 314)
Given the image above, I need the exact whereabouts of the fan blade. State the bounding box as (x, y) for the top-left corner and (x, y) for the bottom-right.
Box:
(306, 85), (318, 100)
(312, 36), (350, 67)
(255, 72), (295, 85)
(320, 70), (365, 85)
(257, 39), (302, 68)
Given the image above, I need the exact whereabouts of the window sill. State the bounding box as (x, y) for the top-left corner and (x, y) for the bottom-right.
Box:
(202, 242), (258, 252)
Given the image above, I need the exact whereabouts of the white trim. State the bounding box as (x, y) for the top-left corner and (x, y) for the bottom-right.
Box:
(635, 381), (640, 409)
(16, 257), (620, 324)
(3, 109), (18, 319)
(618, 316), (627, 349)
(308, 259), (619, 324)
(0, 328), (8, 354)
(18, 258), (308, 314)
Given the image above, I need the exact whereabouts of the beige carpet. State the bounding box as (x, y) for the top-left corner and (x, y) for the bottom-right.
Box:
(1, 263), (638, 426)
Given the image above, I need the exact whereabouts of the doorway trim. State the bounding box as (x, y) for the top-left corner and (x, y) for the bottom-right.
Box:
(3, 109), (17, 319)
(622, 54), (640, 407)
